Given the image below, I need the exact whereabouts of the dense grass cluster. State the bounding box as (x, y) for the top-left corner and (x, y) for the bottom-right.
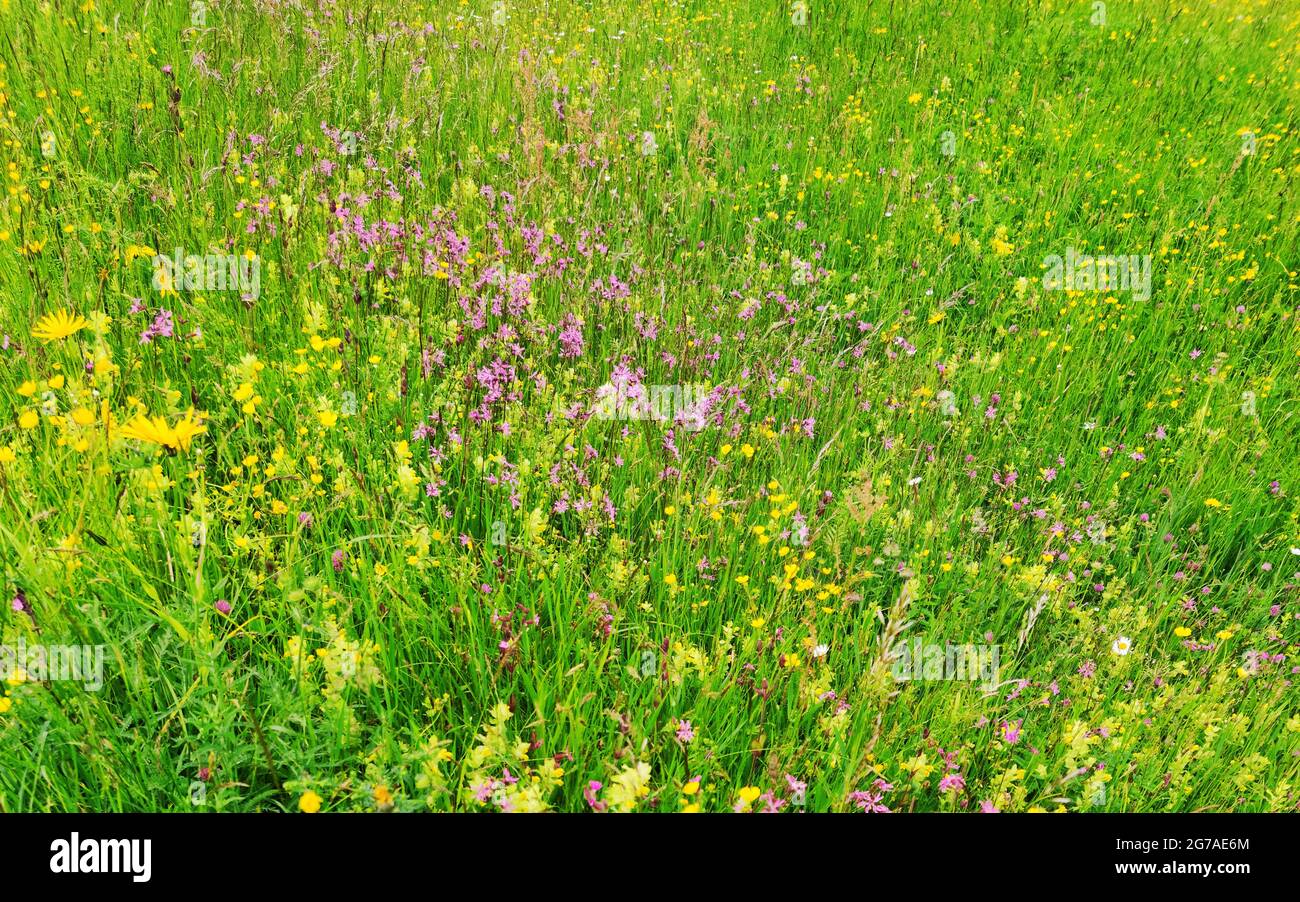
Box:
(0, 0), (1297, 813)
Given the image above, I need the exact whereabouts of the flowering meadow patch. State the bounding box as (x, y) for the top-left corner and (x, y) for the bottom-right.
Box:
(0, 0), (1297, 816)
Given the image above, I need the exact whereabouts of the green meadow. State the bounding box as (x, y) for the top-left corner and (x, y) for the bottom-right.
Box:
(0, 0), (1297, 813)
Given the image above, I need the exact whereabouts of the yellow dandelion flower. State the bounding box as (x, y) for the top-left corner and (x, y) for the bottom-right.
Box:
(118, 409), (206, 452)
(32, 309), (88, 343)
